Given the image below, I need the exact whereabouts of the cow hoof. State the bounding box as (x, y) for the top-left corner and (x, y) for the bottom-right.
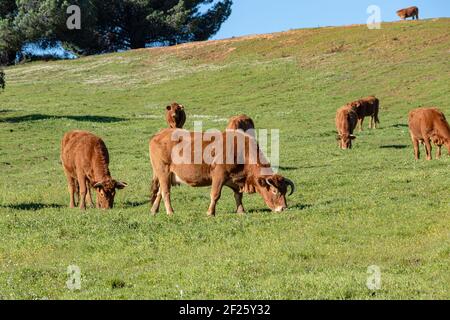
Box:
(207, 212), (215, 217)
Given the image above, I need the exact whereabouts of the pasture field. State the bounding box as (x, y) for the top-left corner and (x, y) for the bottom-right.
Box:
(0, 19), (449, 300)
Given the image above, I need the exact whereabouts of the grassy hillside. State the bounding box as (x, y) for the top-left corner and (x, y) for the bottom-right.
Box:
(0, 19), (449, 299)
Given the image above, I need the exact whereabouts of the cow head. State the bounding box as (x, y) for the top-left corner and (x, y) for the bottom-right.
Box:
(336, 134), (356, 149)
(256, 175), (295, 212)
(93, 180), (128, 209)
(166, 103), (186, 128)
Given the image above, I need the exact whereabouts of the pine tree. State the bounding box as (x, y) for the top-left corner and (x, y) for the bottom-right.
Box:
(0, 0), (233, 62)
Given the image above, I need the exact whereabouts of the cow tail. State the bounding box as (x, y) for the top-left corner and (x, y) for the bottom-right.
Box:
(150, 177), (160, 204)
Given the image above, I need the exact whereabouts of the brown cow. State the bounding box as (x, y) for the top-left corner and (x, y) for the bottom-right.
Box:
(336, 105), (358, 149)
(149, 129), (295, 216)
(165, 102), (186, 128)
(408, 107), (450, 160)
(61, 130), (127, 210)
(397, 6), (419, 20)
(227, 114), (255, 132)
(349, 96), (380, 131)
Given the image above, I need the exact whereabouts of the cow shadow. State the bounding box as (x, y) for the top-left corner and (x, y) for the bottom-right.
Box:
(247, 203), (311, 213)
(289, 203), (313, 211)
(247, 208), (272, 213)
(278, 166), (299, 171)
(0, 203), (63, 211)
(123, 200), (148, 208)
(391, 124), (409, 128)
(380, 145), (408, 149)
(0, 113), (127, 123)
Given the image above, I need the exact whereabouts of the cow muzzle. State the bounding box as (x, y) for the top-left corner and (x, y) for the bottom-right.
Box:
(274, 206), (287, 213)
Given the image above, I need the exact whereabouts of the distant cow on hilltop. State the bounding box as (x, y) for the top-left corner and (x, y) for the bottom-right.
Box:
(397, 6), (419, 20)
(408, 107), (450, 160)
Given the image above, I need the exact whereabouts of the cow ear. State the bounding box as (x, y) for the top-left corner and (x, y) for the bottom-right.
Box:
(166, 105), (171, 111)
(115, 181), (128, 189)
(93, 182), (104, 189)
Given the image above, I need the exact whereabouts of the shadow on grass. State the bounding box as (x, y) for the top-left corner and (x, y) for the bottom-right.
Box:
(289, 203), (313, 211)
(248, 203), (312, 213)
(0, 114), (127, 123)
(123, 200), (148, 208)
(391, 124), (409, 128)
(278, 166), (299, 171)
(247, 208), (272, 213)
(380, 145), (408, 149)
(0, 203), (63, 211)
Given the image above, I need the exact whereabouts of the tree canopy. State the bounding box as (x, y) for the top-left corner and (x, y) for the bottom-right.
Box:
(0, 0), (233, 64)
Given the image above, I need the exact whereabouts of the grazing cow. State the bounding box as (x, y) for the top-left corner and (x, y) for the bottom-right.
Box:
(149, 129), (295, 216)
(165, 102), (186, 128)
(408, 107), (450, 160)
(397, 6), (419, 20)
(227, 114), (255, 132)
(336, 105), (358, 149)
(349, 96), (380, 131)
(61, 130), (127, 210)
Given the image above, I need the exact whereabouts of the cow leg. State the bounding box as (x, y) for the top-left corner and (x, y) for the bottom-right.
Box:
(159, 175), (174, 216)
(424, 139), (432, 160)
(77, 174), (87, 210)
(412, 138), (420, 160)
(226, 183), (245, 214)
(208, 177), (224, 217)
(86, 181), (94, 208)
(151, 188), (162, 215)
(65, 173), (77, 208)
(234, 191), (245, 214)
(436, 145), (442, 159)
(358, 118), (364, 131)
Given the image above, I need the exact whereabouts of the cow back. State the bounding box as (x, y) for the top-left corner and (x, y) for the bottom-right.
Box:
(61, 130), (110, 179)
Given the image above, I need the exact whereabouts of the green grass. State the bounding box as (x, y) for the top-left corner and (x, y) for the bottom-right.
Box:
(0, 19), (449, 299)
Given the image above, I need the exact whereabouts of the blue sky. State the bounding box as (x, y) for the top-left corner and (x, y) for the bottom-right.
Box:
(213, 0), (450, 40)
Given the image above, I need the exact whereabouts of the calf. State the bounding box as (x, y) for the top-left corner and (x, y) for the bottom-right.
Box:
(336, 105), (358, 149)
(61, 130), (127, 209)
(349, 96), (380, 131)
(408, 107), (450, 160)
(397, 6), (419, 20)
(165, 102), (186, 128)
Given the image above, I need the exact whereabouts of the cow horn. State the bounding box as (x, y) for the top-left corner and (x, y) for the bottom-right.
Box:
(93, 182), (104, 189)
(265, 178), (276, 189)
(285, 178), (295, 196)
